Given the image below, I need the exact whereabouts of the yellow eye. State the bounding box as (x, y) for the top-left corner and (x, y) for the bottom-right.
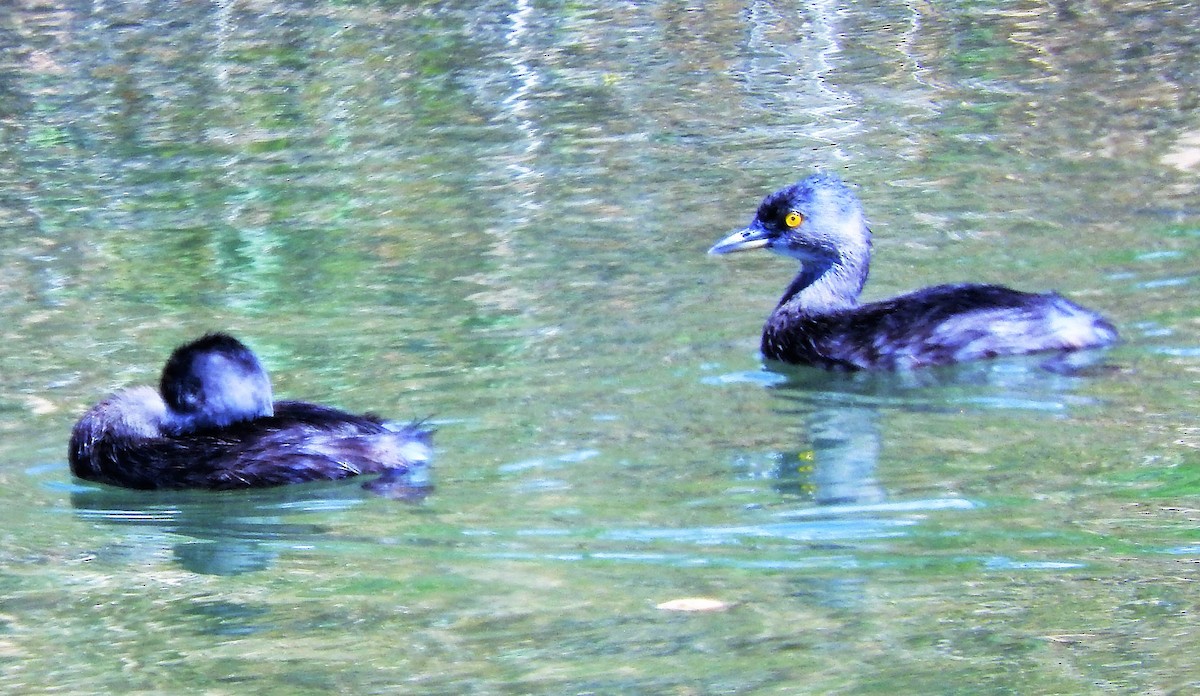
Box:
(784, 211), (803, 228)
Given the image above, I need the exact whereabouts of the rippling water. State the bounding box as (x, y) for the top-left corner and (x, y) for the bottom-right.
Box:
(2, 1), (1199, 693)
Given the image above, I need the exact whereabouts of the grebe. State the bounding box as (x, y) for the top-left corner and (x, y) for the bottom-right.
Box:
(69, 333), (432, 490)
(709, 173), (1118, 370)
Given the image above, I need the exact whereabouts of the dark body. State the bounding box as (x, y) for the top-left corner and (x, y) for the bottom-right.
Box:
(762, 283), (1115, 371)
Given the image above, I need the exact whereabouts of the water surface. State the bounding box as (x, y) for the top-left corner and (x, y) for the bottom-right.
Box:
(2, 1), (1199, 693)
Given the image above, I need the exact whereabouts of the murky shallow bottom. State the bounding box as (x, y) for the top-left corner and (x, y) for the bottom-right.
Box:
(9, 344), (1195, 692)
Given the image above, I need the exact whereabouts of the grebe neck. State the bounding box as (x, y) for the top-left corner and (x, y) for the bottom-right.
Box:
(778, 254), (869, 315)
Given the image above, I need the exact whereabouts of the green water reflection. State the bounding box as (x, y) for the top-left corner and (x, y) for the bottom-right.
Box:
(1, 0), (1199, 693)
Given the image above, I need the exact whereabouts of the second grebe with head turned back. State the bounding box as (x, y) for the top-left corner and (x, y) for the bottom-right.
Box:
(69, 333), (432, 491)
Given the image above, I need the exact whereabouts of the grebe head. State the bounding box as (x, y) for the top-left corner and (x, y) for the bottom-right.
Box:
(709, 173), (873, 311)
(708, 172), (870, 267)
(159, 333), (274, 433)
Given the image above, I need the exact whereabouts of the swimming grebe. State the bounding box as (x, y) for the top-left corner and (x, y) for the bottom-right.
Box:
(69, 333), (432, 490)
(709, 173), (1118, 370)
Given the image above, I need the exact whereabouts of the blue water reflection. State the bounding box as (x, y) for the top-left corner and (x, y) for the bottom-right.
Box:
(66, 468), (432, 575)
